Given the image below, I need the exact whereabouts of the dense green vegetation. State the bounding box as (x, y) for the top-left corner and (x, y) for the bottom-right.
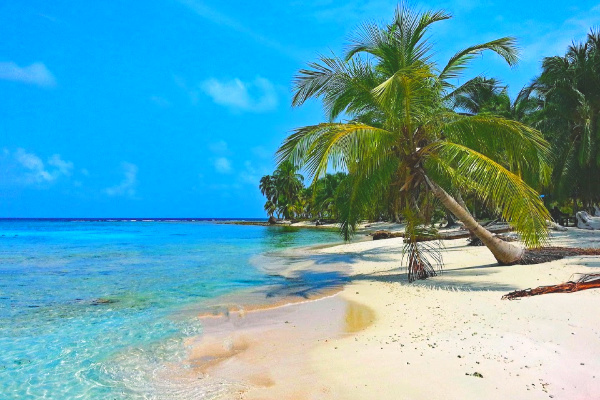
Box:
(259, 161), (346, 221)
(536, 31), (600, 210)
(441, 30), (600, 213)
(258, 5), (599, 278)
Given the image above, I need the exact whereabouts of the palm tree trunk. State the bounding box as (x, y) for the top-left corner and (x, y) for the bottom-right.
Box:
(456, 192), (470, 216)
(455, 191), (479, 242)
(424, 176), (524, 264)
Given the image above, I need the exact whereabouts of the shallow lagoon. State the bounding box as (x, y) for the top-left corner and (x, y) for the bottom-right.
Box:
(0, 220), (342, 399)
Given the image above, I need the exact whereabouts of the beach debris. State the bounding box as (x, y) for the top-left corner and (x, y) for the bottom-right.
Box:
(502, 273), (600, 300)
(518, 247), (600, 265)
(371, 225), (513, 242)
(465, 372), (483, 378)
(547, 220), (568, 231)
(467, 219), (498, 246)
(371, 230), (403, 240)
(468, 232), (517, 246)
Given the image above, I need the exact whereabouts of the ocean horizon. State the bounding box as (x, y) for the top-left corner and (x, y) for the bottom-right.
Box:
(0, 219), (343, 398)
(0, 218), (268, 222)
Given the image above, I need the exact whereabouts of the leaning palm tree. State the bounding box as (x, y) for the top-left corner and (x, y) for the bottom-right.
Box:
(276, 5), (551, 280)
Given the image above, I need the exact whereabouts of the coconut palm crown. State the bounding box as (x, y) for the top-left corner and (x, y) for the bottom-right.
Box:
(534, 29), (600, 205)
(276, 4), (552, 279)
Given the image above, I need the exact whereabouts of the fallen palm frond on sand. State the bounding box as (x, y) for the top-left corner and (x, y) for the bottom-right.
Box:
(518, 247), (600, 264)
(503, 273), (600, 300)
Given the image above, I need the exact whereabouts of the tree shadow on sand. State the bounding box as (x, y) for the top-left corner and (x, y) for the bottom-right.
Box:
(262, 253), (520, 300)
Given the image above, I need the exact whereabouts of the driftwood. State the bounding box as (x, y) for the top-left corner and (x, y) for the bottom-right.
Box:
(371, 225), (513, 242)
(467, 219), (503, 246)
(503, 273), (600, 300)
(371, 230), (404, 240)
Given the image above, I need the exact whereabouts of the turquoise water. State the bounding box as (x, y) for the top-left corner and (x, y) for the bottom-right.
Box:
(0, 220), (342, 399)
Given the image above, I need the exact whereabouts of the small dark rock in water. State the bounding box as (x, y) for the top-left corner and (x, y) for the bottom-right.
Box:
(91, 298), (116, 305)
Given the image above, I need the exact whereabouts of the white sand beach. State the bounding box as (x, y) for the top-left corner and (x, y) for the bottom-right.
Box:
(189, 228), (600, 399)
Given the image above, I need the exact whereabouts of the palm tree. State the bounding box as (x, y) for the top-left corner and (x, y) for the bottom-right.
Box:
(451, 78), (543, 125)
(259, 175), (278, 217)
(277, 5), (551, 280)
(259, 162), (305, 220)
(449, 79), (547, 188)
(534, 29), (600, 208)
(259, 163), (304, 220)
(311, 172), (346, 219)
(450, 77), (506, 115)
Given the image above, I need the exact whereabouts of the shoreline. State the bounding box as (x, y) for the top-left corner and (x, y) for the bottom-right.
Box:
(175, 227), (600, 399)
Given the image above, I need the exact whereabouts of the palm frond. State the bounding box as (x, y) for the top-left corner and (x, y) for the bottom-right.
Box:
(443, 76), (505, 112)
(439, 37), (519, 85)
(441, 114), (552, 185)
(336, 159), (398, 240)
(344, 4), (450, 69)
(276, 122), (394, 182)
(424, 142), (550, 247)
(402, 208), (443, 282)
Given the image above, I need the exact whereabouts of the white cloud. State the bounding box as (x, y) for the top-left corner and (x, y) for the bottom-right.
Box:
(201, 76), (278, 113)
(238, 161), (258, 184)
(48, 154), (74, 177)
(15, 149), (46, 174)
(214, 157), (233, 174)
(13, 149), (73, 184)
(239, 160), (270, 185)
(0, 62), (56, 87)
(105, 162), (138, 197)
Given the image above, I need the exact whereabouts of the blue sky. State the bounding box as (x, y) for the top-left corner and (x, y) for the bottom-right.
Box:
(1, 1), (599, 217)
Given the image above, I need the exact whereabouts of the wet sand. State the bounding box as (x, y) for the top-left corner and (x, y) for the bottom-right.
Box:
(186, 294), (374, 399)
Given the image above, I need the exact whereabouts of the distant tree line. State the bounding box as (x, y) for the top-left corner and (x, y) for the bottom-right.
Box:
(259, 161), (346, 221)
